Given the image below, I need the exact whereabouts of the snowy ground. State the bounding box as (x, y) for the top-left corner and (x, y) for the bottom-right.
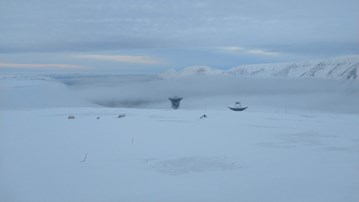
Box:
(0, 75), (358, 202)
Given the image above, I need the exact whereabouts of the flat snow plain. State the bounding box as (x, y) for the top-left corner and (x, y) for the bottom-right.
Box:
(0, 75), (358, 202)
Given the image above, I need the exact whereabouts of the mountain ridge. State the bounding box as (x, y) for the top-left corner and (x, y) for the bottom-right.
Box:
(161, 55), (359, 80)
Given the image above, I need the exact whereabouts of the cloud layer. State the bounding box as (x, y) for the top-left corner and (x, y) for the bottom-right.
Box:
(0, 0), (358, 71)
(77, 54), (164, 65)
(1, 0), (358, 54)
(0, 63), (85, 69)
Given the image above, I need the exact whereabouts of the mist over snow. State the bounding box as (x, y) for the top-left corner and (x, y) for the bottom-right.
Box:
(0, 75), (94, 109)
(52, 73), (359, 114)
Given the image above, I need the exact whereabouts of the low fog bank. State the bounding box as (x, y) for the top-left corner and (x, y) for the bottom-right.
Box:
(0, 77), (94, 109)
(54, 74), (359, 113)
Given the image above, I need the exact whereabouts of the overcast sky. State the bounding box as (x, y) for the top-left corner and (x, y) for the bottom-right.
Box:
(0, 0), (358, 73)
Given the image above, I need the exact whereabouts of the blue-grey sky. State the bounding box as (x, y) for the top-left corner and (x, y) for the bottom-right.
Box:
(0, 0), (358, 73)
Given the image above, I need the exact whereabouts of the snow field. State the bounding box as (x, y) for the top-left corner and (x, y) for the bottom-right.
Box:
(1, 107), (358, 202)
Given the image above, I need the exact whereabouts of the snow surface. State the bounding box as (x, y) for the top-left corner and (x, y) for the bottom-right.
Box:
(0, 73), (358, 202)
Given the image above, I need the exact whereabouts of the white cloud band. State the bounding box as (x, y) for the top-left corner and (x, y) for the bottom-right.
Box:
(78, 54), (164, 65)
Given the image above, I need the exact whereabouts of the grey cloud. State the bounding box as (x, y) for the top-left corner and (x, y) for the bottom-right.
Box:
(1, 0), (358, 52)
(264, 42), (359, 58)
(0, 0), (358, 69)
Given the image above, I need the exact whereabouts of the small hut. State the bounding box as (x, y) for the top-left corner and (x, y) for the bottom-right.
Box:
(168, 96), (183, 109)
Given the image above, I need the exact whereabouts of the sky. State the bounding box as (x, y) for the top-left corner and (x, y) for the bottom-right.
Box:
(0, 0), (358, 74)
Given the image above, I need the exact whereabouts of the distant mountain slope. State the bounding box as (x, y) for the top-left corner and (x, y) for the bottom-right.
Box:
(161, 56), (358, 79)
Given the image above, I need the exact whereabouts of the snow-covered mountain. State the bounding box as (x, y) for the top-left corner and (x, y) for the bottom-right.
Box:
(161, 66), (225, 78)
(161, 56), (359, 80)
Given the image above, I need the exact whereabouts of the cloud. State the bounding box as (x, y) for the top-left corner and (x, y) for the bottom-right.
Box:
(0, 63), (85, 69)
(246, 49), (280, 56)
(0, 0), (357, 67)
(218, 46), (281, 56)
(219, 47), (246, 52)
(77, 54), (165, 65)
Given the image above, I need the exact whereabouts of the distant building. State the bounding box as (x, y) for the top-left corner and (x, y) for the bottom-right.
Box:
(168, 96), (183, 109)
